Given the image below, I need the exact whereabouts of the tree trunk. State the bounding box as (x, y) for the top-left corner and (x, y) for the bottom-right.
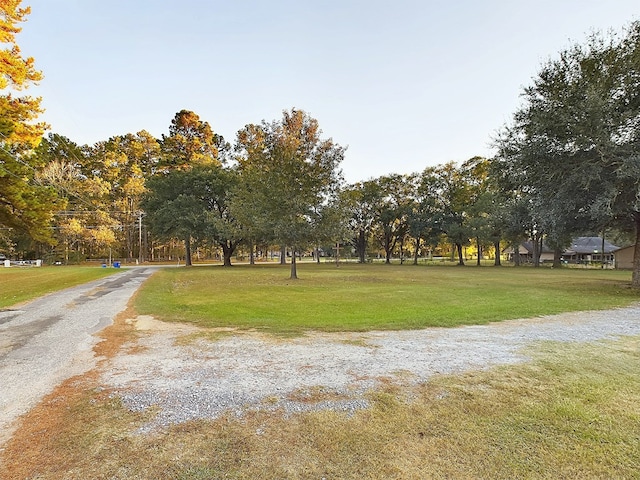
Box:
(476, 237), (481, 266)
(385, 247), (392, 264)
(513, 241), (521, 266)
(413, 237), (421, 265)
(552, 248), (562, 268)
(249, 242), (255, 265)
(357, 230), (366, 263)
(184, 236), (192, 266)
(494, 240), (501, 266)
(456, 243), (465, 266)
(533, 234), (542, 268)
(290, 248), (298, 279)
(632, 213), (640, 287)
(384, 233), (395, 264)
(280, 245), (286, 265)
(221, 242), (233, 267)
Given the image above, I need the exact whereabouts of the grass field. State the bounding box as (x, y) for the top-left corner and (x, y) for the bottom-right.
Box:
(0, 266), (120, 308)
(133, 263), (639, 333)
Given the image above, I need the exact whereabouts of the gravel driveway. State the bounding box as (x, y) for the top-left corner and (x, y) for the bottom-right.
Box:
(101, 304), (640, 433)
(0, 267), (155, 446)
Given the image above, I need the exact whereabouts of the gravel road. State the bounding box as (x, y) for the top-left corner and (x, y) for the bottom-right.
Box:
(0, 267), (155, 445)
(102, 304), (640, 433)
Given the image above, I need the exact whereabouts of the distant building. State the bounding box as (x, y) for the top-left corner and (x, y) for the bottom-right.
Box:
(505, 241), (554, 263)
(505, 237), (620, 265)
(562, 237), (619, 264)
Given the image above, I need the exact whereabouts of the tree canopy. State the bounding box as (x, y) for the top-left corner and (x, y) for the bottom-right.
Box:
(234, 108), (344, 278)
(494, 20), (640, 285)
(0, 0), (57, 247)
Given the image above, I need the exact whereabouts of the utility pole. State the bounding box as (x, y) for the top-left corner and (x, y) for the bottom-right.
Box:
(138, 212), (144, 264)
(601, 228), (606, 269)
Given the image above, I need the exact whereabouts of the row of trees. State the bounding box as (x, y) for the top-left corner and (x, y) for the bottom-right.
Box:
(2, 3), (640, 284)
(1, 104), (541, 274)
(29, 118), (631, 276)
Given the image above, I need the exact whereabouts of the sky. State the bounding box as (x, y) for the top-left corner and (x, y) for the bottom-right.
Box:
(14, 0), (640, 183)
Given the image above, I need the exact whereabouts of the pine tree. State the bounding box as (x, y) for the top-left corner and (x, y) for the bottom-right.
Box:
(0, 1), (57, 246)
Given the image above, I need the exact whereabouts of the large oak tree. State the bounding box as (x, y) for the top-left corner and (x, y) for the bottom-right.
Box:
(494, 21), (640, 285)
(142, 166), (241, 267)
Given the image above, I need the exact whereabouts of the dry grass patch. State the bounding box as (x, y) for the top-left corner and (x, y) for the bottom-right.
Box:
(173, 329), (237, 347)
(286, 385), (353, 404)
(2, 336), (638, 479)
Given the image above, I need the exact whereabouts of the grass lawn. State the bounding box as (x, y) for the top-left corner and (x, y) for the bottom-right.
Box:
(0, 266), (120, 308)
(133, 263), (639, 333)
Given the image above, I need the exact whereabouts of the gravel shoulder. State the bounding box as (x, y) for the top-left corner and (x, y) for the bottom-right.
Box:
(101, 304), (640, 433)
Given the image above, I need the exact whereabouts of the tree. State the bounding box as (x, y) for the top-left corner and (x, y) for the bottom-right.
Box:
(0, 1), (41, 90)
(35, 134), (89, 262)
(494, 22), (640, 283)
(422, 162), (472, 265)
(199, 167), (243, 266)
(143, 166), (241, 266)
(460, 157), (492, 266)
(342, 180), (382, 263)
(146, 111), (229, 263)
(408, 170), (447, 265)
(372, 174), (412, 264)
(92, 132), (161, 261)
(234, 108), (344, 279)
(0, 1), (58, 247)
(160, 110), (227, 170)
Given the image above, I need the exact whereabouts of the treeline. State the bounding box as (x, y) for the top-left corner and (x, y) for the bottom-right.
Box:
(2, 2), (640, 284)
(8, 109), (633, 274)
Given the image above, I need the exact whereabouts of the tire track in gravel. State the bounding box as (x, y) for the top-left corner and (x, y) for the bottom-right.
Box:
(101, 303), (640, 433)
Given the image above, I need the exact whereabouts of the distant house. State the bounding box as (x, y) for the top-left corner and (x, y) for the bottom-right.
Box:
(614, 245), (635, 269)
(562, 237), (619, 265)
(505, 241), (554, 263)
(506, 237), (620, 265)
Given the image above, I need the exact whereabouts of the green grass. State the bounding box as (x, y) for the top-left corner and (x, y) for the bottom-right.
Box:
(0, 266), (120, 308)
(133, 263), (639, 333)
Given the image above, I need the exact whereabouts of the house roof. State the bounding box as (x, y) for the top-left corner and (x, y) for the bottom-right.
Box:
(568, 237), (619, 254)
(506, 237), (621, 256)
(521, 241), (553, 254)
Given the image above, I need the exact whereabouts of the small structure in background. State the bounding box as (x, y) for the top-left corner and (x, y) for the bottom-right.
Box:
(505, 242), (554, 264)
(613, 245), (635, 269)
(3, 259), (42, 267)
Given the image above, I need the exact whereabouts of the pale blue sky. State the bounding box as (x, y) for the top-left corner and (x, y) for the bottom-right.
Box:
(16, 1), (640, 182)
